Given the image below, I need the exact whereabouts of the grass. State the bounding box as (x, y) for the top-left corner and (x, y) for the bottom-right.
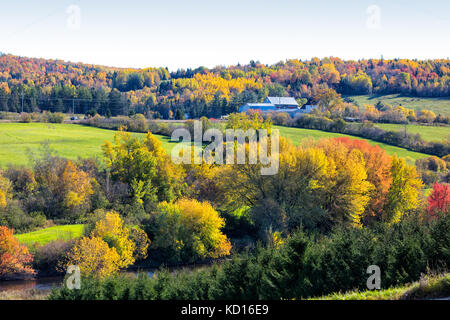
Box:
(374, 123), (450, 143)
(15, 224), (85, 246)
(0, 289), (51, 300)
(0, 122), (432, 169)
(347, 94), (450, 116)
(0, 123), (178, 168)
(309, 273), (450, 300)
(274, 125), (431, 164)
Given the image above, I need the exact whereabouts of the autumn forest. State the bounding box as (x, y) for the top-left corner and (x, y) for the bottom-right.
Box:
(0, 54), (449, 118)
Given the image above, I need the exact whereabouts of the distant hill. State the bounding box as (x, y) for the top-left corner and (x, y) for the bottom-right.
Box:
(0, 54), (449, 118)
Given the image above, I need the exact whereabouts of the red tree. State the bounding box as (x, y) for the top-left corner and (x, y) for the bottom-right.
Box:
(427, 183), (450, 216)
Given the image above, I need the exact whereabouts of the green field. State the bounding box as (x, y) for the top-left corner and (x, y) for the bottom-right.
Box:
(274, 126), (430, 163)
(0, 123), (178, 168)
(347, 94), (450, 116)
(15, 225), (85, 246)
(0, 123), (432, 168)
(374, 123), (450, 142)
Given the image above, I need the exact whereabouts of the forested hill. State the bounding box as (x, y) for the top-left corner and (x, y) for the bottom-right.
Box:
(0, 53), (449, 118)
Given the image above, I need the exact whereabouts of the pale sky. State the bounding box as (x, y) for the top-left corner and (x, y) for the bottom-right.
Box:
(0, 0), (449, 70)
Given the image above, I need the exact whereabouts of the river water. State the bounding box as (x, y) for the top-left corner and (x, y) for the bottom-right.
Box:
(0, 270), (156, 293)
(0, 264), (207, 293)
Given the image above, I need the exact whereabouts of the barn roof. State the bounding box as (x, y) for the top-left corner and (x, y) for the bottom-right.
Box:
(265, 97), (299, 106)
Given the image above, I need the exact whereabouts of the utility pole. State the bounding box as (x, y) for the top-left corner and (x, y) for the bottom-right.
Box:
(21, 91), (24, 113)
(72, 98), (75, 115)
(404, 120), (408, 138)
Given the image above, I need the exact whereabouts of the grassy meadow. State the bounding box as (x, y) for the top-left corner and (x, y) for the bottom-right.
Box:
(0, 123), (177, 168)
(0, 123), (433, 169)
(15, 225), (85, 246)
(347, 94), (450, 116)
(374, 123), (450, 142)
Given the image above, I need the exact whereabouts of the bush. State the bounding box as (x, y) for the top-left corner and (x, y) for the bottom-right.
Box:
(145, 199), (231, 264)
(33, 239), (76, 276)
(45, 112), (65, 123)
(0, 202), (47, 233)
(19, 112), (32, 123)
(128, 114), (148, 132)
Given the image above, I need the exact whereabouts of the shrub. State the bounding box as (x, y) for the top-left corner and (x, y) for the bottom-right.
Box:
(0, 226), (35, 279)
(65, 236), (121, 278)
(33, 239), (76, 276)
(128, 113), (148, 132)
(146, 199), (231, 263)
(45, 112), (65, 123)
(0, 202), (47, 233)
(19, 112), (32, 123)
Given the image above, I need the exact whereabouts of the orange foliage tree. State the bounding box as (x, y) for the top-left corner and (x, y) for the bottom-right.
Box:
(0, 226), (35, 277)
(332, 137), (392, 223)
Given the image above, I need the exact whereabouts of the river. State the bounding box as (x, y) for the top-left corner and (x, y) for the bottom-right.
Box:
(0, 270), (155, 293)
(0, 264), (207, 293)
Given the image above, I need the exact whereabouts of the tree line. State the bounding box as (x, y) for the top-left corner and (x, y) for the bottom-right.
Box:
(0, 54), (449, 118)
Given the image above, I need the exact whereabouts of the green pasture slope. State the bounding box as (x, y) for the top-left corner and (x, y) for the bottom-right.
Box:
(0, 123), (177, 168)
(0, 123), (431, 169)
(274, 126), (430, 163)
(374, 123), (450, 142)
(15, 225), (85, 246)
(347, 94), (450, 116)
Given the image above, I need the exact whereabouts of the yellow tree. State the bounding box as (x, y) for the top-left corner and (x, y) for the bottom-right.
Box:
(383, 156), (423, 224)
(103, 130), (183, 205)
(177, 199), (231, 258)
(65, 236), (121, 278)
(62, 161), (94, 208)
(0, 172), (12, 209)
(317, 140), (374, 227)
(90, 211), (135, 268)
(151, 199), (231, 261)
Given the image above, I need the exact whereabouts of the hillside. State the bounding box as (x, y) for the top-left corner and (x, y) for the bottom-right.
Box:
(0, 54), (448, 119)
(348, 94), (450, 116)
(374, 123), (450, 142)
(0, 123), (432, 168)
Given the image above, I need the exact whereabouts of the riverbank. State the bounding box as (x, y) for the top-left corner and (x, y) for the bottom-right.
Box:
(0, 288), (51, 300)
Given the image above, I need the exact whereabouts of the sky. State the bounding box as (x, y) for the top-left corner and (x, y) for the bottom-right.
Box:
(0, 0), (449, 70)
